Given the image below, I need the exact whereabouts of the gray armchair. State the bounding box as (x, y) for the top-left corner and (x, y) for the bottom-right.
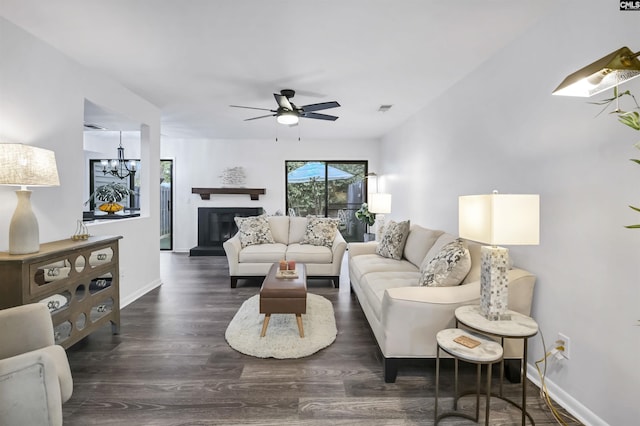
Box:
(0, 303), (73, 426)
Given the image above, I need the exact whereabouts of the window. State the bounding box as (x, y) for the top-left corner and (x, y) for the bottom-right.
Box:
(87, 159), (140, 217)
(285, 161), (368, 242)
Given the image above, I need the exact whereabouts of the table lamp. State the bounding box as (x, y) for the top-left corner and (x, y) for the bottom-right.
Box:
(458, 192), (539, 320)
(368, 192), (392, 239)
(0, 144), (60, 254)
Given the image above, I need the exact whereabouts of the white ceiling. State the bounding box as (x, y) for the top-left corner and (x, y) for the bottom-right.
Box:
(1, 1), (555, 140)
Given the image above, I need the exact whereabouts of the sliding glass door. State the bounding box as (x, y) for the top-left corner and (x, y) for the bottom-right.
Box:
(285, 161), (368, 242)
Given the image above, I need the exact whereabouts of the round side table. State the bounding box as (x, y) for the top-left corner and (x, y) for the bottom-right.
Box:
(434, 328), (503, 426)
(455, 305), (539, 426)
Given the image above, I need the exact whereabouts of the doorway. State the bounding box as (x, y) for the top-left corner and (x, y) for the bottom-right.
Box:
(160, 160), (173, 250)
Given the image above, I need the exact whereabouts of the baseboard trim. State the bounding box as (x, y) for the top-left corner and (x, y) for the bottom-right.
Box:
(526, 363), (608, 426)
(120, 278), (162, 309)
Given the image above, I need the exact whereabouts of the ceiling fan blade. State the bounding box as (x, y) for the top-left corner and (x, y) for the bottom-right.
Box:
(300, 101), (341, 113)
(230, 105), (275, 112)
(244, 114), (276, 121)
(300, 112), (339, 121)
(274, 94), (294, 111)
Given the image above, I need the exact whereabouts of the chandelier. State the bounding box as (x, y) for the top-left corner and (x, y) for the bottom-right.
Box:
(101, 132), (137, 180)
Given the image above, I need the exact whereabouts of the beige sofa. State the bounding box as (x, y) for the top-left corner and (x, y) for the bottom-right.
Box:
(223, 215), (347, 288)
(348, 224), (536, 382)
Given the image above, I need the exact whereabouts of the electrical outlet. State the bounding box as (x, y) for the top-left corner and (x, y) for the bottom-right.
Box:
(557, 333), (570, 359)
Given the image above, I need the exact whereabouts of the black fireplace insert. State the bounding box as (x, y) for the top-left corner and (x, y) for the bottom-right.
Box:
(189, 207), (263, 256)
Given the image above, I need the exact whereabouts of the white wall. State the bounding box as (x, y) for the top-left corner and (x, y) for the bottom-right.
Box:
(0, 17), (162, 306)
(161, 137), (379, 252)
(380, 2), (639, 425)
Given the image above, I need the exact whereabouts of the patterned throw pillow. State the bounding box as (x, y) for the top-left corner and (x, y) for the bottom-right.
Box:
(234, 215), (275, 248)
(418, 239), (471, 287)
(376, 220), (410, 260)
(300, 217), (339, 247)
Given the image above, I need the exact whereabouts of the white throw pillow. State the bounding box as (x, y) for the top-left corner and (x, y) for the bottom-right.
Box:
(234, 215), (275, 248)
(418, 239), (471, 287)
(300, 217), (339, 247)
(376, 220), (410, 260)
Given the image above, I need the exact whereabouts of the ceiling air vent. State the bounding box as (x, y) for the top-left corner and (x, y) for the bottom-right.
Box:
(84, 123), (107, 130)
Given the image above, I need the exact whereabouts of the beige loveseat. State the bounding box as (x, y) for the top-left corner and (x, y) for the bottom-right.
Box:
(223, 215), (347, 288)
(349, 223), (536, 382)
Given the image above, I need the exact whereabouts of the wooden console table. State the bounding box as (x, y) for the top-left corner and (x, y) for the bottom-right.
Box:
(192, 187), (266, 200)
(0, 235), (122, 348)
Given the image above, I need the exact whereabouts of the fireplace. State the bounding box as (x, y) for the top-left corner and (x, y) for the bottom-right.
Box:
(190, 207), (263, 256)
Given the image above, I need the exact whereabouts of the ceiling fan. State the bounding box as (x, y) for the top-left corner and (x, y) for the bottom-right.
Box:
(230, 89), (340, 125)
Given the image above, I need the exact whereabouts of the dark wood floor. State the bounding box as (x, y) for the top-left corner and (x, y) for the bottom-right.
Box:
(62, 253), (580, 425)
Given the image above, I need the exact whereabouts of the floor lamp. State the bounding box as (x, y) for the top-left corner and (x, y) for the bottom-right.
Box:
(0, 144), (60, 254)
(458, 192), (539, 320)
(368, 192), (392, 240)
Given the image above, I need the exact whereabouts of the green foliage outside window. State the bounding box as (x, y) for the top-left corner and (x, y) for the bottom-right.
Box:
(286, 161), (365, 216)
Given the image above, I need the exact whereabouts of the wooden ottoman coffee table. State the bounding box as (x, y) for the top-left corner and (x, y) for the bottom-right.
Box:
(259, 263), (307, 338)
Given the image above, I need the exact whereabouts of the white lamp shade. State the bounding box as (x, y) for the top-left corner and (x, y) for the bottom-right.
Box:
(458, 193), (539, 246)
(0, 144), (60, 187)
(369, 193), (392, 214)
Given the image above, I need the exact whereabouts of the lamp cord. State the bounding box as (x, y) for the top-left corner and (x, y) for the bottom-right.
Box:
(535, 330), (583, 425)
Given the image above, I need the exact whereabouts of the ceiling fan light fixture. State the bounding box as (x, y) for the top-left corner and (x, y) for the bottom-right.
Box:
(231, 89), (339, 123)
(277, 112), (299, 125)
(552, 46), (640, 97)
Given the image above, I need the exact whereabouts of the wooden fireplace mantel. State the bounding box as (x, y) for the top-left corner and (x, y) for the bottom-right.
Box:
(192, 187), (266, 201)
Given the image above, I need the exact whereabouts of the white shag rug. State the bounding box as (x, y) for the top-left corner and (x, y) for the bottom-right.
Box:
(225, 293), (337, 359)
